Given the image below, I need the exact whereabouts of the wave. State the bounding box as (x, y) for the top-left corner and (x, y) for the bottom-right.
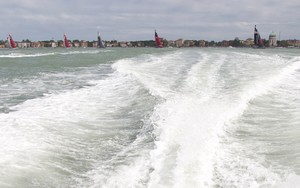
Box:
(0, 65), (156, 187)
(112, 51), (196, 99)
(1, 49), (299, 187)
(109, 50), (300, 187)
(0, 49), (111, 58)
(0, 52), (56, 58)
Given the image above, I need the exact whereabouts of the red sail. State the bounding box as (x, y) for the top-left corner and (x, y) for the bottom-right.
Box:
(63, 33), (71, 48)
(155, 30), (163, 48)
(9, 33), (17, 49)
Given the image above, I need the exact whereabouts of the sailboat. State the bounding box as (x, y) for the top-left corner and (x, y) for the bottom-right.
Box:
(254, 25), (264, 48)
(63, 33), (71, 48)
(8, 33), (17, 49)
(97, 32), (105, 48)
(155, 30), (163, 48)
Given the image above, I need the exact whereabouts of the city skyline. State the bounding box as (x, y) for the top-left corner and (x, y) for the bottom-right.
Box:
(1, 0), (300, 41)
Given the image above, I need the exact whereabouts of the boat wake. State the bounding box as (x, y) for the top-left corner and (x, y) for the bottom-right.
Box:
(1, 48), (299, 187)
(100, 50), (300, 187)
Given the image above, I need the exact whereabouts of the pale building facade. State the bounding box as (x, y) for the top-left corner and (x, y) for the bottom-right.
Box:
(269, 32), (277, 47)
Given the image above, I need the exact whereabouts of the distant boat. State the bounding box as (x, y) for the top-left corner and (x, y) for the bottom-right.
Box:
(254, 25), (264, 48)
(63, 33), (71, 48)
(8, 33), (17, 49)
(155, 30), (163, 48)
(97, 32), (105, 48)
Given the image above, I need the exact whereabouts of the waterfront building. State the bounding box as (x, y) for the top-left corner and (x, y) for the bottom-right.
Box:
(199, 40), (206, 47)
(222, 40), (230, 47)
(167, 40), (175, 47)
(287, 40), (300, 47)
(175, 39), (184, 48)
(80, 40), (88, 48)
(31, 42), (41, 48)
(17, 42), (31, 48)
(184, 40), (195, 47)
(269, 32), (277, 47)
(243, 38), (254, 47)
(73, 42), (80, 48)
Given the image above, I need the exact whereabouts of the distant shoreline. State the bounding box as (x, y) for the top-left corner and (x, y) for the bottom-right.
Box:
(1, 39), (300, 48)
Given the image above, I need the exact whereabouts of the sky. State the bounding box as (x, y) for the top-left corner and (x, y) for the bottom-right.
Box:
(1, 0), (300, 41)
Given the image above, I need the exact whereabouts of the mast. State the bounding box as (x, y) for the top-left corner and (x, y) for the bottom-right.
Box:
(155, 30), (163, 48)
(97, 32), (105, 48)
(63, 33), (71, 48)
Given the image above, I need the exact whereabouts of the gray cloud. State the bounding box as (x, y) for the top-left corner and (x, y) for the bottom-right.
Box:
(1, 0), (300, 41)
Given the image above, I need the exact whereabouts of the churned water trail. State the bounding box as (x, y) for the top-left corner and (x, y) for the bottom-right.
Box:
(0, 48), (299, 187)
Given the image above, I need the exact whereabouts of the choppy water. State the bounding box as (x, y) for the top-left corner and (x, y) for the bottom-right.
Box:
(0, 47), (299, 188)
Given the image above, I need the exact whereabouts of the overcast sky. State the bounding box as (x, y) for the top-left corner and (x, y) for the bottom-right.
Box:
(1, 0), (300, 41)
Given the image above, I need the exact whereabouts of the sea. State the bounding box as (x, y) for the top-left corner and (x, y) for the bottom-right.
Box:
(0, 47), (299, 188)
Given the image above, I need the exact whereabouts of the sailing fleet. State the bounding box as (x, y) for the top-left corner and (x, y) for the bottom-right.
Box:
(4, 27), (265, 49)
(5, 30), (163, 49)
(5, 32), (107, 49)
(63, 32), (105, 49)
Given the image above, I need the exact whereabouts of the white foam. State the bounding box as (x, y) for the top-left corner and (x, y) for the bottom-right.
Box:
(1, 49), (299, 187)
(211, 54), (300, 187)
(0, 70), (144, 186)
(59, 50), (111, 56)
(90, 156), (151, 188)
(0, 52), (55, 58)
(112, 52), (192, 99)
(145, 52), (230, 187)
(0, 50), (109, 58)
(148, 98), (229, 187)
(231, 56), (300, 122)
(274, 174), (300, 188)
(146, 51), (300, 187)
